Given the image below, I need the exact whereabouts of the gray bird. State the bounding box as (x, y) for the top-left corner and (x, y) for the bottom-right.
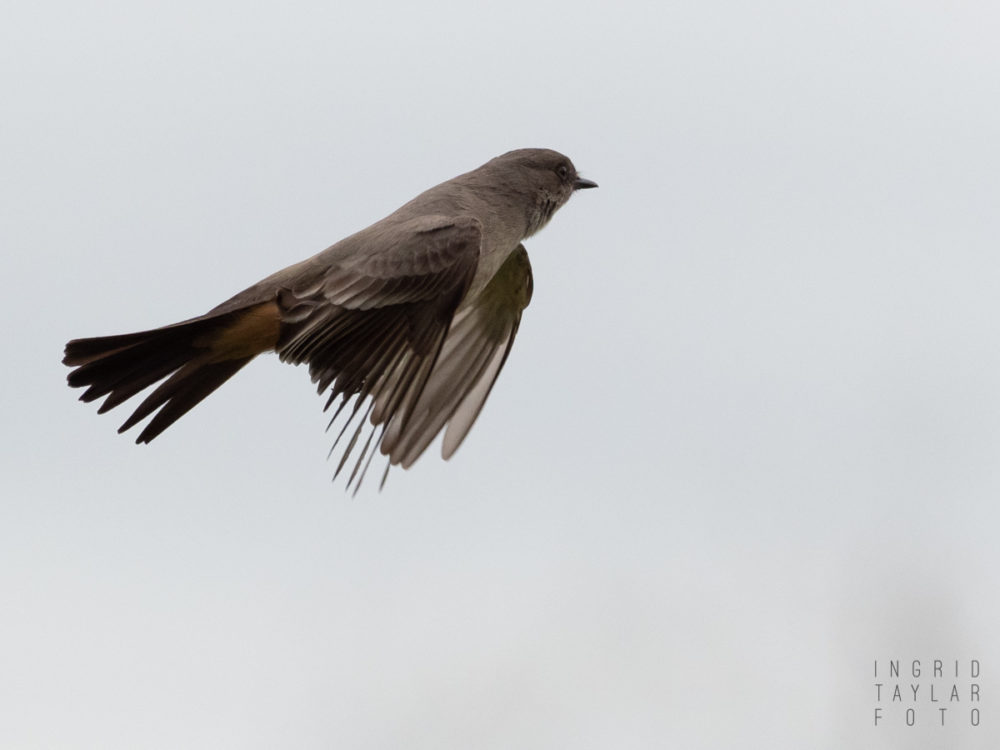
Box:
(63, 148), (597, 489)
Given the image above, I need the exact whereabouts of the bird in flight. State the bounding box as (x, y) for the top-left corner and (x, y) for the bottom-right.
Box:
(63, 148), (597, 491)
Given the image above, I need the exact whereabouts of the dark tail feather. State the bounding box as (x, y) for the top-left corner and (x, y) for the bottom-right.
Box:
(64, 314), (255, 442)
(126, 357), (253, 443)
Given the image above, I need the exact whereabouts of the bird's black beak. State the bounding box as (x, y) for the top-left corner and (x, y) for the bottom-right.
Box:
(573, 176), (598, 190)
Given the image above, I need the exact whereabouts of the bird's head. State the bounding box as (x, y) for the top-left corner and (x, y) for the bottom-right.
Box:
(480, 148), (598, 236)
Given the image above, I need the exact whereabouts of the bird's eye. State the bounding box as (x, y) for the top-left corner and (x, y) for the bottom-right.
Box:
(557, 164), (570, 181)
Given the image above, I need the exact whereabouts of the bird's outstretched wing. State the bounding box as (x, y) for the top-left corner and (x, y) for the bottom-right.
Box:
(275, 214), (483, 489)
(384, 244), (533, 469)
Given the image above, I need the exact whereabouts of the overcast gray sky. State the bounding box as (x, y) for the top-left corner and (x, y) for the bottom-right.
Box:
(3, 1), (1000, 748)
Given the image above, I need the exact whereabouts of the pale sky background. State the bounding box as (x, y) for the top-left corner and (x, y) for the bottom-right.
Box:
(3, 1), (1000, 748)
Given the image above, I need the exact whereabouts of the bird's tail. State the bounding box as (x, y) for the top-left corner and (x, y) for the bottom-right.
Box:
(63, 302), (281, 443)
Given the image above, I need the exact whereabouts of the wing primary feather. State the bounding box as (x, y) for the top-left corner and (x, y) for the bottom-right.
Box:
(325, 391), (353, 431)
(333, 400), (375, 480)
(350, 421), (385, 497)
(378, 344), (443, 458)
(328, 394), (366, 458)
(347, 419), (379, 491)
(441, 342), (512, 460)
(327, 317), (408, 403)
(396, 343), (498, 467)
(379, 458), (392, 491)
